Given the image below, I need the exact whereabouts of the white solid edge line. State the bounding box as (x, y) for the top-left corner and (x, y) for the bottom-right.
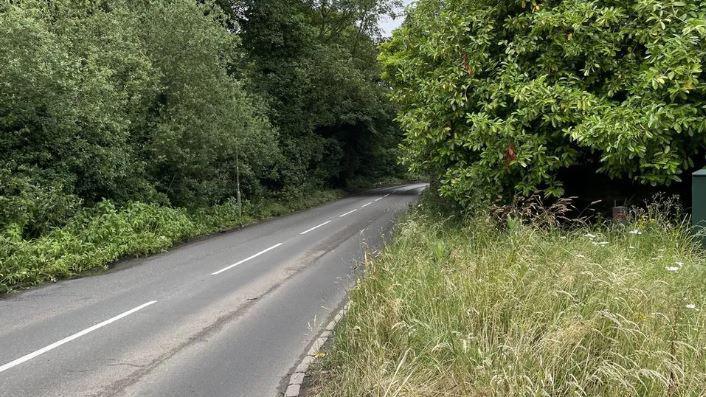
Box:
(0, 300), (157, 374)
(384, 194), (390, 198)
(212, 243), (284, 275)
(361, 202), (373, 208)
(339, 209), (358, 218)
(299, 220), (332, 235)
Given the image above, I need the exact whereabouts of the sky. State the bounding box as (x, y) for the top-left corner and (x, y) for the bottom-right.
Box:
(378, 0), (413, 37)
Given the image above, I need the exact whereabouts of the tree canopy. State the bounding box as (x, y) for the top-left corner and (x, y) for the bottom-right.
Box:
(0, 0), (402, 238)
(237, 0), (404, 190)
(381, 0), (706, 207)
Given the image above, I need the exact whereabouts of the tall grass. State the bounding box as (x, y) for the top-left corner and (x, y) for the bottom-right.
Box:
(0, 190), (342, 293)
(319, 201), (706, 396)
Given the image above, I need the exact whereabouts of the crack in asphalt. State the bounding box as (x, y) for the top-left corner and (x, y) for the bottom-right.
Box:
(94, 249), (330, 397)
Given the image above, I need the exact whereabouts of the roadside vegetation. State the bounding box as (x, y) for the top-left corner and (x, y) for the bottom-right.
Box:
(0, 0), (404, 291)
(310, 0), (706, 395)
(0, 190), (341, 293)
(317, 196), (706, 396)
(381, 0), (706, 207)
(5, 0), (706, 393)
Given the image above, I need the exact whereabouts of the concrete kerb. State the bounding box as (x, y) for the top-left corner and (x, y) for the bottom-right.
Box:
(283, 302), (350, 397)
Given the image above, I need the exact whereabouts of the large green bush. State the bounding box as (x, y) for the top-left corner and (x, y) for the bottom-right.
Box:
(381, 0), (706, 206)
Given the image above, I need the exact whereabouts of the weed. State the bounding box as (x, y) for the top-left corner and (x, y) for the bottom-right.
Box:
(319, 203), (706, 396)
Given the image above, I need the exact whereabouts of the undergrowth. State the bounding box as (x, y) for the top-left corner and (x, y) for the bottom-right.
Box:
(0, 190), (342, 293)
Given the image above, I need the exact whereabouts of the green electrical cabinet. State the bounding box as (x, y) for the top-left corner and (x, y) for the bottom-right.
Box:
(694, 169), (706, 245)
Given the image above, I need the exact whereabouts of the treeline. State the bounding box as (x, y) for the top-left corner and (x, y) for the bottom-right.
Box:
(0, 0), (402, 239)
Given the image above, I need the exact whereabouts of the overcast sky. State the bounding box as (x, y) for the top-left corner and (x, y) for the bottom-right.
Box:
(379, 0), (414, 37)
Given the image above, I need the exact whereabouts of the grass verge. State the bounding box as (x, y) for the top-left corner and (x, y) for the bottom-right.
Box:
(0, 190), (343, 293)
(316, 200), (706, 396)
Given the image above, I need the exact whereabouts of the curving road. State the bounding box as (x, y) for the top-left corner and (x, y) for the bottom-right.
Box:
(0, 184), (426, 397)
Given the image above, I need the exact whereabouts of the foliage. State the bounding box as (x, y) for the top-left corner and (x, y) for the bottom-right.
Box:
(0, 0), (278, 237)
(237, 0), (405, 189)
(134, 0), (279, 206)
(318, 199), (706, 396)
(0, 189), (342, 293)
(380, 0), (706, 207)
(0, 0), (155, 204)
(0, 166), (82, 237)
(1, 0), (402, 242)
(0, 0), (402, 289)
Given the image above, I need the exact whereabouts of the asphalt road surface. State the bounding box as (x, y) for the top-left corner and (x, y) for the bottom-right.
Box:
(0, 183), (426, 397)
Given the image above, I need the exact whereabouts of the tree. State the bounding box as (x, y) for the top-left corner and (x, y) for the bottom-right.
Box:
(381, 0), (706, 207)
(237, 0), (404, 191)
(133, 0), (279, 207)
(0, 0), (279, 236)
(0, 0), (404, 238)
(0, 0), (157, 235)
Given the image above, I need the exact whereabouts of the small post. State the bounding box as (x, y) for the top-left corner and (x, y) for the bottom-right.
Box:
(612, 205), (628, 223)
(693, 169), (706, 246)
(236, 148), (242, 220)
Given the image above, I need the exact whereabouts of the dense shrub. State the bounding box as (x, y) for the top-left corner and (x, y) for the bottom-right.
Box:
(0, 190), (342, 293)
(0, 0), (157, 204)
(0, 167), (82, 237)
(381, 0), (706, 207)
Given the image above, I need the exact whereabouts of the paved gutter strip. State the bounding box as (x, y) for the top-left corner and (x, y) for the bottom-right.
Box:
(283, 302), (350, 397)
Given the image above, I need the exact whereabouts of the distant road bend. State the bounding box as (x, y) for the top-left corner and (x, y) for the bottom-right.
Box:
(0, 184), (427, 397)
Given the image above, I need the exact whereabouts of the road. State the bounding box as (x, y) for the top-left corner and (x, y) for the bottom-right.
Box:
(0, 184), (426, 397)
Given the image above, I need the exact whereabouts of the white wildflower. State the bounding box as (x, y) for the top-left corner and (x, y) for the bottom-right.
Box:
(686, 304), (697, 310)
(675, 261), (684, 267)
(585, 233), (597, 239)
(576, 254), (586, 259)
(665, 266), (679, 272)
(629, 229), (642, 235)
